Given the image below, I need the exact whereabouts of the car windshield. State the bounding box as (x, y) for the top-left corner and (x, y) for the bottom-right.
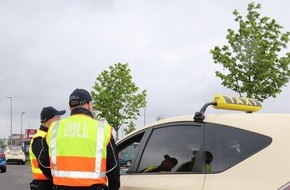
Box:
(8, 146), (22, 152)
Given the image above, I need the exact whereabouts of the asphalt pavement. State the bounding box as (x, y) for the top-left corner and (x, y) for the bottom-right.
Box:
(0, 162), (32, 190)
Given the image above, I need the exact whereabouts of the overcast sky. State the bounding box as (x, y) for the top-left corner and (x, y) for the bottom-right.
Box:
(1, 0), (290, 139)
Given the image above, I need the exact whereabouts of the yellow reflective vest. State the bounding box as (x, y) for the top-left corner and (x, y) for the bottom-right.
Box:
(46, 115), (111, 187)
(29, 130), (49, 180)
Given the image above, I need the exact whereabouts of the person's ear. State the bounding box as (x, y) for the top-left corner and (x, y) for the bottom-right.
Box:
(88, 101), (93, 112)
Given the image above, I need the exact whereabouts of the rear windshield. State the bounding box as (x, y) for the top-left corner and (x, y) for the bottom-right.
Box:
(8, 146), (22, 151)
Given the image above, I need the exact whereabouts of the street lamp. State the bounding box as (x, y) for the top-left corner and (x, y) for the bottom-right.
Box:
(21, 112), (25, 145)
(6, 95), (13, 145)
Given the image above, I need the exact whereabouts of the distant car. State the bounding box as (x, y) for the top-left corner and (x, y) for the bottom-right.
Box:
(4, 146), (26, 165)
(118, 143), (139, 167)
(118, 153), (132, 167)
(117, 94), (290, 190)
(0, 147), (7, 172)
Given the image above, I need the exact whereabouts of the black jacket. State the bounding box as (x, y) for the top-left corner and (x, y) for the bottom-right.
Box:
(39, 107), (120, 190)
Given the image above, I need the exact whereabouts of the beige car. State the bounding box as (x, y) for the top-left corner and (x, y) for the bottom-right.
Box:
(4, 146), (26, 165)
(117, 95), (290, 190)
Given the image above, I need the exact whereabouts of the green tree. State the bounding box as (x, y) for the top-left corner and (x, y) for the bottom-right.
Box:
(91, 63), (147, 140)
(210, 2), (290, 101)
(124, 121), (136, 136)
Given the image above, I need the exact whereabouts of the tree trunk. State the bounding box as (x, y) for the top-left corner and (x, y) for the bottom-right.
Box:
(115, 128), (119, 141)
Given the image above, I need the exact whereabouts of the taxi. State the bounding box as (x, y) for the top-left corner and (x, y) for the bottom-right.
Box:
(117, 94), (290, 190)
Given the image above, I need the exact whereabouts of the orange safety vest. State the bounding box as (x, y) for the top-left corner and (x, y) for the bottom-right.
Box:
(46, 115), (111, 187)
(29, 130), (50, 180)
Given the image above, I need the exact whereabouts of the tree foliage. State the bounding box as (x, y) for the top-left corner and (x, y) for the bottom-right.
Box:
(210, 2), (290, 101)
(91, 63), (147, 140)
(124, 121), (136, 136)
(0, 139), (4, 146)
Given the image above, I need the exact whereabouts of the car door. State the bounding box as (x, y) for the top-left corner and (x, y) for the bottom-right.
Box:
(118, 122), (205, 190)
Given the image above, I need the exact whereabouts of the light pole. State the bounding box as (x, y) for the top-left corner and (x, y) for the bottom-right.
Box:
(21, 112), (25, 145)
(6, 95), (13, 145)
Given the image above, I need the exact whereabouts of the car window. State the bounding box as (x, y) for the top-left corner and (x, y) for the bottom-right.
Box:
(118, 132), (144, 174)
(119, 143), (139, 169)
(137, 124), (202, 173)
(8, 146), (22, 151)
(204, 123), (272, 173)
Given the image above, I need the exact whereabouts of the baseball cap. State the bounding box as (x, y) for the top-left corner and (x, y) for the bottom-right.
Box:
(40, 106), (66, 123)
(164, 154), (178, 167)
(69, 88), (92, 107)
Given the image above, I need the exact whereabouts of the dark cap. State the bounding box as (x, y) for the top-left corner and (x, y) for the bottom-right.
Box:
(205, 151), (213, 164)
(164, 155), (178, 167)
(41, 106), (66, 123)
(69, 88), (92, 107)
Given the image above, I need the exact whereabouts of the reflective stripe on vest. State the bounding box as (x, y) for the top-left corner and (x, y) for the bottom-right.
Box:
(51, 170), (105, 179)
(48, 117), (110, 186)
(29, 130), (49, 180)
(95, 120), (105, 174)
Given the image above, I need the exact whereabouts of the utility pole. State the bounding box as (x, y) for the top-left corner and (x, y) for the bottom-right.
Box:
(6, 95), (13, 145)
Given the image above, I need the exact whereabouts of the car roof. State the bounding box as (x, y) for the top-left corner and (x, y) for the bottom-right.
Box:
(119, 113), (290, 142)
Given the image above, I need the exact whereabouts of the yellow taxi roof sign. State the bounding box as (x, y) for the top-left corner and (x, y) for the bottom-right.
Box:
(212, 94), (262, 112)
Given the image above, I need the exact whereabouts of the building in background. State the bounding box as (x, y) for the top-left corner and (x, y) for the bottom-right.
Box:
(0, 128), (37, 160)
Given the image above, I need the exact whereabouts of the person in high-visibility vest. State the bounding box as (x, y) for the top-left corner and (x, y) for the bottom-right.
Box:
(176, 150), (198, 172)
(142, 155), (178, 173)
(45, 88), (120, 190)
(29, 106), (65, 190)
(205, 151), (213, 173)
